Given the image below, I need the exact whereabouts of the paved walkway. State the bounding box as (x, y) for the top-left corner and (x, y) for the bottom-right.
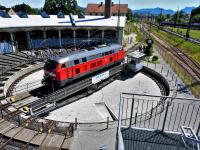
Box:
(144, 48), (195, 99)
(70, 123), (117, 150)
(123, 33), (137, 51)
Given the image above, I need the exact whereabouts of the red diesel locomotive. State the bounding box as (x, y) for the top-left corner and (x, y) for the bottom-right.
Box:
(43, 44), (125, 87)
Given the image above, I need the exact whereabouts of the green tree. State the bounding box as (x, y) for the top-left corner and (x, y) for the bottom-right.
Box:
(172, 10), (185, 27)
(65, 0), (78, 14)
(43, 0), (78, 15)
(13, 3), (39, 14)
(126, 8), (133, 20)
(0, 5), (6, 10)
(43, 0), (57, 14)
(156, 14), (165, 25)
(166, 14), (171, 22)
(192, 14), (200, 23)
(186, 6), (200, 37)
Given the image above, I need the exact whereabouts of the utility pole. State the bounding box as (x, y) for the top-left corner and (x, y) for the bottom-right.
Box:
(175, 7), (180, 29)
(158, 8), (163, 29)
(117, 0), (121, 44)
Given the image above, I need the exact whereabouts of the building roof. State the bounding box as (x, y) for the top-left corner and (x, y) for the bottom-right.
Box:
(0, 15), (126, 29)
(127, 51), (145, 59)
(7, 8), (16, 15)
(86, 4), (128, 14)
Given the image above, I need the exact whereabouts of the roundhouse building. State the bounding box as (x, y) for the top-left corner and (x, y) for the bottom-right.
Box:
(0, 13), (126, 54)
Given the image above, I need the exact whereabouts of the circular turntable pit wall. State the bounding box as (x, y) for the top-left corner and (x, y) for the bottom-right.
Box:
(0, 61), (171, 149)
(4, 62), (44, 96)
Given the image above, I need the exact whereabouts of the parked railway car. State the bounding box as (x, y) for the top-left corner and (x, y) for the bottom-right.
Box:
(43, 44), (125, 87)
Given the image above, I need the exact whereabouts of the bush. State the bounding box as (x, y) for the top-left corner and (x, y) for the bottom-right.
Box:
(152, 55), (159, 62)
(144, 46), (154, 56)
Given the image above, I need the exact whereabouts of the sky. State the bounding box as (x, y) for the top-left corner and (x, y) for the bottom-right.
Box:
(0, 0), (199, 10)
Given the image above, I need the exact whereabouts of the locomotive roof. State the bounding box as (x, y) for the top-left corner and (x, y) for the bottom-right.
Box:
(51, 44), (122, 64)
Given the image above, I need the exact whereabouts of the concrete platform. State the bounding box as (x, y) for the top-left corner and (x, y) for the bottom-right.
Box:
(61, 137), (73, 149)
(41, 134), (65, 149)
(46, 72), (161, 123)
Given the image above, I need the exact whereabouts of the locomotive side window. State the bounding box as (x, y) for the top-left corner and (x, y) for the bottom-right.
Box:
(61, 63), (66, 68)
(105, 52), (109, 56)
(75, 68), (80, 74)
(82, 57), (87, 63)
(97, 60), (102, 66)
(91, 62), (96, 68)
(74, 59), (80, 65)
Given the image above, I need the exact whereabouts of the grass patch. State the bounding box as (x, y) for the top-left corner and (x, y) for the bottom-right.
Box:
(133, 25), (142, 42)
(166, 27), (200, 40)
(152, 27), (200, 64)
(154, 39), (200, 98)
(145, 58), (160, 64)
(125, 22), (142, 42)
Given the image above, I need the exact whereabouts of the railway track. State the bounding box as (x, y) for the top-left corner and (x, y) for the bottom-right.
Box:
(1, 64), (124, 117)
(142, 25), (200, 81)
(0, 65), (123, 149)
(29, 64), (124, 116)
(0, 60), (173, 149)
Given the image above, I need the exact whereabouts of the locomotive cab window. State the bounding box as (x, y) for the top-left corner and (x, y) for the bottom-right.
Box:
(44, 60), (58, 70)
(61, 63), (66, 68)
(74, 59), (80, 65)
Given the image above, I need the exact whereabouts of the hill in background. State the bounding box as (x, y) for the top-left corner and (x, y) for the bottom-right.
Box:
(132, 7), (196, 15)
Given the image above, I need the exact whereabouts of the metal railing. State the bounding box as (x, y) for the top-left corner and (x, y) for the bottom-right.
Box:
(117, 93), (200, 150)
